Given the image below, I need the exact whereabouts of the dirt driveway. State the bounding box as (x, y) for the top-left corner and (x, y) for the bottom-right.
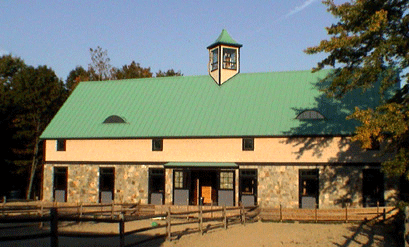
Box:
(1, 219), (400, 247)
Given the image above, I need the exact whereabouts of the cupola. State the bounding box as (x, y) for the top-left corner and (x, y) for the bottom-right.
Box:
(207, 29), (242, 85)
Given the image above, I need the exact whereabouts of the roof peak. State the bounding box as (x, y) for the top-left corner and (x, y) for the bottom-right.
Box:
(207, 29), (242, 49)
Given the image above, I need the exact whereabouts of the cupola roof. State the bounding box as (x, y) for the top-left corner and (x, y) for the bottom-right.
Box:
(207, 29), (242, 49)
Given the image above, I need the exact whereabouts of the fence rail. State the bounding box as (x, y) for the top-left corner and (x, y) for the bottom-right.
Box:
(0, 202), (399, 247)
(259, 205), (398, 223)
(0, 203), (254, 247)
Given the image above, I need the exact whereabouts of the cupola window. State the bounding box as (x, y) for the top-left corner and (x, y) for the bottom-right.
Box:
(211, 48), (219, 71)
(296, 110), (325, 120)
(223, 48), (237, 70)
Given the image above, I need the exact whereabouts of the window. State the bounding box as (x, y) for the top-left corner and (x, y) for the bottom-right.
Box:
(242, 138), (254, 151)
(299, 169), (319, 208)
(99, 167), (115, 203)
(53, 167), (67, 202)
(240, 169), (257, 206)
(149, 168), (165, 205)
(56, 139), (66, 151)
(152, 139), (163, 151)
(296, 110), (325, 120)
(211, 48), (218, 71)
(103, 115), (126, 124)
(174, 170), (186, 189)
(240, 170), (257, 195)
(223, 48), (237, 70)
(220, 171), (234, 190)
(363, 168), (384, 207)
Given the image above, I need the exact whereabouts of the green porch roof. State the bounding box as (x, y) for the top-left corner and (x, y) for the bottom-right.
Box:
(40, 69), (383, 139)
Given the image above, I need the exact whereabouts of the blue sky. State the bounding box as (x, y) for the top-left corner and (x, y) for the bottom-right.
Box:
(1, 0), (344, 80)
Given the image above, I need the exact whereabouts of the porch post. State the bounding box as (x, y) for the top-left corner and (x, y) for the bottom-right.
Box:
(165, 168), (173, 204)
(235, 169), (239, 206)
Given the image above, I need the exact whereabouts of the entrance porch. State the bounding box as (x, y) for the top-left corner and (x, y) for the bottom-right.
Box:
(172, 168), (236, 206)
(147, 163), (258, 207)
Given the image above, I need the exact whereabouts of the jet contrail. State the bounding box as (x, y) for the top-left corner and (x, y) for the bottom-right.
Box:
(286, 0), (319, 17)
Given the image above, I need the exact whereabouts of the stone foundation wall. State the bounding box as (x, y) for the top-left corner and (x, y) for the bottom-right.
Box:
(42, 164), (53, 201)
(43, 163), (397, 208)
(257, 165), (299, 208)
(43, 163), (152, 204)
(257, 164), (397, 209)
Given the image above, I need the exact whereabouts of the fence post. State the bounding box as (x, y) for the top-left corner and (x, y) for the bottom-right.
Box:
(119, 213), (125, 247)
(383, 208), (386, 221)
(186, 198), (189, 215)
(39, 204), (44, 228)
(315, 204), (318, 223)
(377, 201), (380, 215)
(111, 201), (115, 219)
(280, 204), (283, 222)
(345, 204), (348, 223)
(166, 207), (171, 241)
(211, 202), (213, 219)
(244, 205), (247, 226)
(1, 197), (5, 216)
(239, 202), (242, 223)
(404, 207), (409, 247)
(79, 203), (83, 217)
(50, 208), (58, 247)
(241, 203), (246, 226)
(199, 205), (203, 235)
(223, 205), (227, 229)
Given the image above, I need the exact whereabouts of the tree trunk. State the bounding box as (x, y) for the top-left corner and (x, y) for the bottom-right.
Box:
(26, 121), (40, 200)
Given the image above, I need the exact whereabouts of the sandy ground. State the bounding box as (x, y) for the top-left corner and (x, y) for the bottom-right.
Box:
(1, 219), (400, 247)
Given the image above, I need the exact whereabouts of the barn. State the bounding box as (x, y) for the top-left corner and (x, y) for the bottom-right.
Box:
(40, 30), (397, 208)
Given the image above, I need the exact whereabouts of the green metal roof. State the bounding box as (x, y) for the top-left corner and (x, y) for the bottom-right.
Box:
(165, 162), (238, 168)
(207, 29), (242, 49)
(40, 69), (384, 139)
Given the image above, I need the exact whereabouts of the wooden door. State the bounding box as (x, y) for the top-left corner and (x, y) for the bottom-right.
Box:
(201, 185), (212, 204)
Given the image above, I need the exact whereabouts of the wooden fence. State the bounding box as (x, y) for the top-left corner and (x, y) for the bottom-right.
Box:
(260, 205), (398, 223)
(0, 203), (255, 247)
(0, 202), (399, 247)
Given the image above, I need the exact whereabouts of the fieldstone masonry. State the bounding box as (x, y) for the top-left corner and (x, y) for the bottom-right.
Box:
(257, 164), (397, 208)
(43, 163), (397, 208)
(43, 163), (150, 204)
(257, 165), (299, 208)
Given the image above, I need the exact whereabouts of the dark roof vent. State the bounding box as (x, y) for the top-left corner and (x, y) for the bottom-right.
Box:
(103, 115), (126, 124)
(296, 110), (325, 120)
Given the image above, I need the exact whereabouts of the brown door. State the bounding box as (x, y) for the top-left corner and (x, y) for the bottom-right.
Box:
(201, 185), (212, 204)
(190, 170), (218, 205)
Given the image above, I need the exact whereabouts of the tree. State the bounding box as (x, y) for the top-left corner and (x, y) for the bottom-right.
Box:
(88, 46), (113, 81)
(156, 69), (183, 77)
(305, 1), (409, 180)
(11, 65), (67, 199)
(66, 66), (90, 93)
(112, 61), (153, 79)
(0, 55), (26, 197)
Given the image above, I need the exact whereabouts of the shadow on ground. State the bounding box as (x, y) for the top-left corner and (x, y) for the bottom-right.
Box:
(333, 220), (400, 247)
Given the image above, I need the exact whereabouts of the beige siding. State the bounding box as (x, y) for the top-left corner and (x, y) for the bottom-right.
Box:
(45, 137), (383, 163)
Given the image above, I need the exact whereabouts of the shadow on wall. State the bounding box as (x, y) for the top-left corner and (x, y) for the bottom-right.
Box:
(320, 164), (362, 207)
(283, 72), (383, 160)
(281, 72), (397, 207)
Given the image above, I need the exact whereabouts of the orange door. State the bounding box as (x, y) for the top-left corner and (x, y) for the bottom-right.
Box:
(201, 185), (212, 204)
